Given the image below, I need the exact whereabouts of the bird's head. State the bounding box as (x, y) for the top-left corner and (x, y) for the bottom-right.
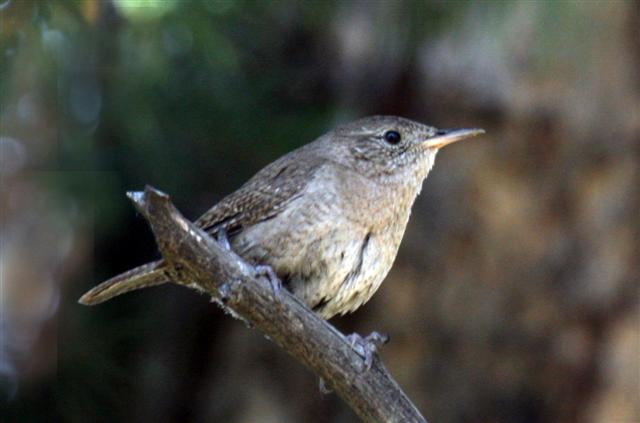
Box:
(328, 115), (484, 183)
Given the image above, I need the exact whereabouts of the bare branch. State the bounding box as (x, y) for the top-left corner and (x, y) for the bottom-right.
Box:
(129, 185), (427, 423)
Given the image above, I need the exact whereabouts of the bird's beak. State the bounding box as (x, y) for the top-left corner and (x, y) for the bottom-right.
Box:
(422, 128), (485, 149)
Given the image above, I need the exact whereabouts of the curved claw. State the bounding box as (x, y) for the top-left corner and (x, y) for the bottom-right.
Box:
(347, 331), (390, 372)
(215, 227), (232, 251)
(254, 264), (282, 297)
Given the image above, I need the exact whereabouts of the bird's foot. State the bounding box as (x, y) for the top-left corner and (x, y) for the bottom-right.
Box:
(347, 331), (390, 372)
(254, 264), (282, 297)
(215, 227), (232, 251)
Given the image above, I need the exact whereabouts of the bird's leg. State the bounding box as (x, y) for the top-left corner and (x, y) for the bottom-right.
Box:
(214, 228), (281, 299)
(346, 331), (390, 371)
(215, 227), (232, 251)
(214, 227), (281, 297)
(254, 264), (282, 297)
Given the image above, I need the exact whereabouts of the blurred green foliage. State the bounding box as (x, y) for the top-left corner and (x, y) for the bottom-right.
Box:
(4, 1), (637, 423)
(0, 2), (466, 420)
(1, 0), (465, 229)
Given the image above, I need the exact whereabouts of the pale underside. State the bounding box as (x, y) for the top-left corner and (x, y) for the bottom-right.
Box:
(196, 142), (435, 318)
(231, 165), (397, 318)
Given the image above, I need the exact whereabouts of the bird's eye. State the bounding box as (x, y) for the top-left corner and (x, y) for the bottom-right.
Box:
(383, 130), (401, 145)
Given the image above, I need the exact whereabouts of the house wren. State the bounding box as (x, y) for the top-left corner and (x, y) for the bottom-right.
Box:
(79, 116), (483, 319)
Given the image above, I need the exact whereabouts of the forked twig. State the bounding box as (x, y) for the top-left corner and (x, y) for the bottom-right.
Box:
(129, 185), (427, 423)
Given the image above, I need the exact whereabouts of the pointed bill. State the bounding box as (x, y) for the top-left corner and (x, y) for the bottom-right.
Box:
(422, 128), (485, 149)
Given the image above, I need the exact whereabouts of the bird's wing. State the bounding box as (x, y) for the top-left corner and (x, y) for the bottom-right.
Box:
(195, 145), (325, 236)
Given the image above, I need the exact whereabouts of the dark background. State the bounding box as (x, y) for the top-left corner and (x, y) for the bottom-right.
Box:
(1, 1), (638, 422)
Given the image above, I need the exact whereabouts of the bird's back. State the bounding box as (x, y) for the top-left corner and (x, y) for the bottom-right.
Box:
(195, 139), (329, 236)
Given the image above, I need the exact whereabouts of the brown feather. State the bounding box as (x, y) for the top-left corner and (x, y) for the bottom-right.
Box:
(195, 141), (327, 235)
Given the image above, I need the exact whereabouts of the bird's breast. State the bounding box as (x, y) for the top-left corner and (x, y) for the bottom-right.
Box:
(230, 163), (422, 318)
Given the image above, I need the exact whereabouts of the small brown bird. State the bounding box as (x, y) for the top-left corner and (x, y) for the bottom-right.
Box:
(79, 116), (483, 319)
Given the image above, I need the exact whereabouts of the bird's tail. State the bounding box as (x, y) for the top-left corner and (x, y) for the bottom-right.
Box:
(78, 260), (168, 305)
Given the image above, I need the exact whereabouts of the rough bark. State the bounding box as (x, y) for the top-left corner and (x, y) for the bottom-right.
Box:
(128, 186), (427, 423)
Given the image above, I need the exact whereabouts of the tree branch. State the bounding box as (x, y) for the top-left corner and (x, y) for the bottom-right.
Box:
(128, 186), (427, 423)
